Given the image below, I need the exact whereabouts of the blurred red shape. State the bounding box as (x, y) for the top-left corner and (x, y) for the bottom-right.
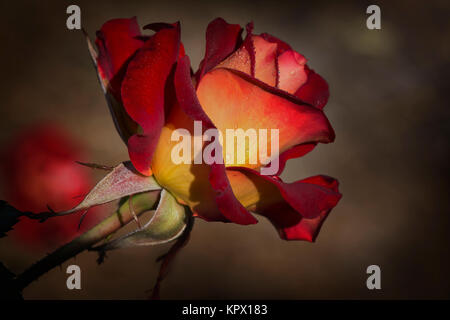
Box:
(1, 124), (105, 251)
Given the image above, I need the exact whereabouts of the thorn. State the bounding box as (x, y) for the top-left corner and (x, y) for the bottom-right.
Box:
(78, 210), (88, 231)
(75, 161), (114, 171)
(96, 250), (107, 265)
(82, 28), (98, 64)
(36, 205), (56, 222)
(155, 253), (167, 263)
(46, 205), (56, 214)
(150, 283), (161, 300)
(81, 27), (88, 38)
(129, 196), (142, 230)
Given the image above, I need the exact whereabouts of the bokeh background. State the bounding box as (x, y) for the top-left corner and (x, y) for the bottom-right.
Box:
(0, 0), (449, 299)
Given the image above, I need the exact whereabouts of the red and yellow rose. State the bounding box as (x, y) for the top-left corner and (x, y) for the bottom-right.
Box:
(94, 17), (341, 241)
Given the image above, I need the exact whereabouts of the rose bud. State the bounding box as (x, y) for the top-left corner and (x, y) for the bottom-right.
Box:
(1, 124), (104, 250)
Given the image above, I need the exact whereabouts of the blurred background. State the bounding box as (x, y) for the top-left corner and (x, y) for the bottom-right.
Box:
(0, 0), (449, 299)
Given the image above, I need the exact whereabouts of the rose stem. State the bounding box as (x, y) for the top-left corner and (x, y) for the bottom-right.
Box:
(14, 192), (160, 291)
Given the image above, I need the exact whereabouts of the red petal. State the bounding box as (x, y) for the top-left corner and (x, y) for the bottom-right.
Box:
(260, 32), (292, 54)
(174, 56), (257, 225)
(227, 168), (341, 241)
(196, 68), (335, 170)
(280, 175), (339, 241)
(281, 210), (330, 242)
(253, 36), (278, 86)
(93, 18), (144, 143)
(219, 29), (329, 110)
(122, 24), (181, 175)
(277, 176), (341, 219)
(174, 56), (214, 129)
(143, 22), (186, 59)
(196, 18), (243, 81)
(95, 17), (145, 99)
(295, 66), (330, 109)
(277, 50), (308, 94)
(268, 143), (316, 176)
(209, 158), (258, 225)
(143, 22), (176, 32)
(217, 31), (280, 87)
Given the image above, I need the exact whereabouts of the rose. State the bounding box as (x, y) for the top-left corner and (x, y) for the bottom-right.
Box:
(1, 124), (105, 249)
(94, 17), (341, 241)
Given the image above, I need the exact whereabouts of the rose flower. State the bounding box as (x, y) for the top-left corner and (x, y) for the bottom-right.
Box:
(93, 17), (341, 242)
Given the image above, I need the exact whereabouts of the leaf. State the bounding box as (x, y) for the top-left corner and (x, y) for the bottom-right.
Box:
(0, 201), (23, 238)
(0, 162), (158, 229)
(150, 212), (194, 299)
(0, 161), (157, 230)
(60, 161), (161, 215)
(94, 189), (187, 251)
(75, 161), (114, 171)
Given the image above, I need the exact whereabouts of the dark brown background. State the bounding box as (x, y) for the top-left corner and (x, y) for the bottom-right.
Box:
(0, 0), (449, 299)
